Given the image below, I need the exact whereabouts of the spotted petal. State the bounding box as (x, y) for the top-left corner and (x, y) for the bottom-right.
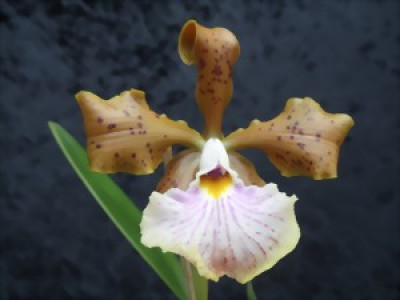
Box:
(141, 139), (299, 283)
(224, 97), (354, 179)
(76, 89), (204, 175)
(179, 20), (240, 137)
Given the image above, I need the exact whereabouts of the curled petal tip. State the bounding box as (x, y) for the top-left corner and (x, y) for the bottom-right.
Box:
(178, 20), (198, 65)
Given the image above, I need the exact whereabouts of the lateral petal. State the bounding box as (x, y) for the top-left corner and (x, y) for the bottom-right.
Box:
(76, 89), (204, 175)
(224, 97), (354, 179)
(228, 152), (265, 187)
(157, 150), (201, 193)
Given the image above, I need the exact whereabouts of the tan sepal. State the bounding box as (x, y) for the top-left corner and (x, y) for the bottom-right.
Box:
(179, 20), (240, 137)
(224, 98), (354, 179)
(76, 89), (204, 175)
(228, 151), (265, 186)
(157, 150), (200, 193)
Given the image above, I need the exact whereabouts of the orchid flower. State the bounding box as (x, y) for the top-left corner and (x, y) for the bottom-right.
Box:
(76, 20), (354, 284)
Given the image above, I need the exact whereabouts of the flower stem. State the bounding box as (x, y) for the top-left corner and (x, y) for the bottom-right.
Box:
(180, 256), (197, 300)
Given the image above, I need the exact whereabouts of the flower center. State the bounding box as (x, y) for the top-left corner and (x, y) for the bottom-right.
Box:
(199, 166), (233, 199)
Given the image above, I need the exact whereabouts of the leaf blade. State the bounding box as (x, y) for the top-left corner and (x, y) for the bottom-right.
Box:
(48, 121), (186, 300)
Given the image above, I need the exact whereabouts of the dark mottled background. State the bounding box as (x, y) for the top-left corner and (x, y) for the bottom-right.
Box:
(1, 0), (399, 299)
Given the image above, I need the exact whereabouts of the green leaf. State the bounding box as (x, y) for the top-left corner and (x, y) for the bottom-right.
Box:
(48, 121), (186, 300)
(246, 281), (258, 300)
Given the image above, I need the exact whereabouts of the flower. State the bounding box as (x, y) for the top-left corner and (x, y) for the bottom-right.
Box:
(76, 20), (354, 283)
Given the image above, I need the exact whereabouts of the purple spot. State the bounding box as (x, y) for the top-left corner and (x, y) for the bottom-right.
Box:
(97, 117), (104, 124)
(211, 64), (223, 76)
(108, 123), (116, 130)
(297, 142), (306, 150)
(199, 58), (206, 69)
(207, 167), (224, 179)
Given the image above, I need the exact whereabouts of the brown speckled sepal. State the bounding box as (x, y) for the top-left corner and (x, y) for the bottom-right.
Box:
(76, 89), (204, 175)
(224, 98), (354, 180)
(179, 20), (240, 137)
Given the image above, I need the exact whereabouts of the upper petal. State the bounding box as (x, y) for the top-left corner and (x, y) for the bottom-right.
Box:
(76, 89), (204, 175)
(179, 20), (240, 137)
(224, 97), (354, 179)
